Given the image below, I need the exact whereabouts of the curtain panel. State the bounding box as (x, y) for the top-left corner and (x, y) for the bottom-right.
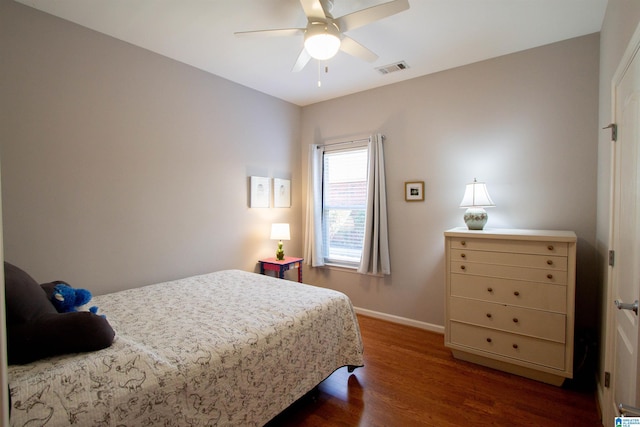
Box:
(358, 134), (390, 275)
(303, 144), (325, 267)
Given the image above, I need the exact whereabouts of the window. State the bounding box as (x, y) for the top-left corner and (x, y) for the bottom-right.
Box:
(322, 141), (369, 267)
(305, 134), (389, 274)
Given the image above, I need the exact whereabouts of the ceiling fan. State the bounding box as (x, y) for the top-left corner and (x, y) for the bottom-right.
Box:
(235, 0), (410, 72)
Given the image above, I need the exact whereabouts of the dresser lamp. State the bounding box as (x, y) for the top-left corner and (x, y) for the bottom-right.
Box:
(459, 179), (495, 230)
(270, 223), (290, 261)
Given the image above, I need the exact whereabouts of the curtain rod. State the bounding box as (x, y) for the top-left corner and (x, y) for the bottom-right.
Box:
(316, 134), (385, 149)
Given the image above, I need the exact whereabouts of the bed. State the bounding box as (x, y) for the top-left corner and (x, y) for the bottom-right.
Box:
(7, 269), (364, 426)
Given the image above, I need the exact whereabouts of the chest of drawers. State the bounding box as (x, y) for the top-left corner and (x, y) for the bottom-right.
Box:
(444, 227), (577, 386)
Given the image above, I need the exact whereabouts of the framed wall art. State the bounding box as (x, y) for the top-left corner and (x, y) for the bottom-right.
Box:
(405, 181), (425, 202)
(273, 178), (291, 208)
(250, 176), (271, 208)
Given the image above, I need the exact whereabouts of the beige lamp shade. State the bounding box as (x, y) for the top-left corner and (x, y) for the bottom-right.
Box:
(270, 223), (290, 241)
(459, 179), (495, 208)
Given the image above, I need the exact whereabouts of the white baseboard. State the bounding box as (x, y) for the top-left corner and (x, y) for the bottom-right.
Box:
(354, 307), (444, 334)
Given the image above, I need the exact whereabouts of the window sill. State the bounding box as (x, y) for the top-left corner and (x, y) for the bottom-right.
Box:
(323, 262), (358, 271)
(319, 263), (385, 278)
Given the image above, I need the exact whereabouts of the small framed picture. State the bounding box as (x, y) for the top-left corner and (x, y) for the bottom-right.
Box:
(250, 176), (271, 208)
(405, 181), (425, 202)
(273, 178), (291, 208)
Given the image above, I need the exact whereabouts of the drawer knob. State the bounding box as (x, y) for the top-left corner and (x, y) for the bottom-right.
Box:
(512, 318), (519, 323)
(487, 287), (493, 293)
(512, 344), (519, 349)
(460, 265), (466, 271)
(514, 291), (520, 296)
(486, 313), (492, 318)
(461, 241), (466, 246)
(547, 260), (553, 265)
(547, 245), (554, 251)
(486, 338), (492, 343)
(547, 274), (553, 279)
(460, 253), (466, 258)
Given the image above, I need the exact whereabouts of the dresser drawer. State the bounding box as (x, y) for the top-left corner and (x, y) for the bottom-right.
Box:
(450, 274), (567, 313)
(449, 237), (568, 256)
(449, 321), (566, 370)
(451, 262), (567, 285)
(450, 249), (567, 271)
(449, 297), (566, 342)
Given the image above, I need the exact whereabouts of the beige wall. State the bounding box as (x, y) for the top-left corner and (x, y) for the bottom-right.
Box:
(0, 0), (302, 295)
(596, 0), (640, 408)
(301, 34), (600, 331)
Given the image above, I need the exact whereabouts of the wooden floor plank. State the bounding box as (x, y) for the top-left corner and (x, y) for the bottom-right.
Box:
(266, 315), (602, 426)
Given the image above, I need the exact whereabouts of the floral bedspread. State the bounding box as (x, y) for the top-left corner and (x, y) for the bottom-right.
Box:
(8, 269), (364, 426)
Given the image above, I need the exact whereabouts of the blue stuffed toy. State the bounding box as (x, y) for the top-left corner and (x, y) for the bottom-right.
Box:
(50, 282), (103, 317)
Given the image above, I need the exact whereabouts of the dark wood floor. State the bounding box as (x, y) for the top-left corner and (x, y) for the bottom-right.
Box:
(266, 314), (602, 426)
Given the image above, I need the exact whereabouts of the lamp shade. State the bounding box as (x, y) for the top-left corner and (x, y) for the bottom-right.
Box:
(304, 22), (341, 60)
(270, 223), (290, 241)
(459, 179), (495, 208)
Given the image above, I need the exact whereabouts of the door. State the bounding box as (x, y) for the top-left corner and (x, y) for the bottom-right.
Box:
(608, 25), (640, 423)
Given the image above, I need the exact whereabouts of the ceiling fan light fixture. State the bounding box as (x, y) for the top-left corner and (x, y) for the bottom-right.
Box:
(304, 21), (341, 60)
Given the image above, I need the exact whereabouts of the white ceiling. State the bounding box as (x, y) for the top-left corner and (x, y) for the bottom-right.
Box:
(15, 0), (607, 106)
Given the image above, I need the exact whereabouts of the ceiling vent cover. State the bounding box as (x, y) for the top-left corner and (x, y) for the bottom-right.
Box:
(376, 61), (409, 75)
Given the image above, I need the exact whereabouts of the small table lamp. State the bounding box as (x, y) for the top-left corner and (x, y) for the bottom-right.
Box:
(270, 223), (290, 261)
(459, 178), (495, 230)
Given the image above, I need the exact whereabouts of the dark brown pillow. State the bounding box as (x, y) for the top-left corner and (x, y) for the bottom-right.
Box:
(4, 262), (56, 325)
(4, 262), (115, 365)
(6, 311), (115, 364)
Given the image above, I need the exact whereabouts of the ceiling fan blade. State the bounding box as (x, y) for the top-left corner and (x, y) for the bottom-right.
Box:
(335, 0), (409, 32)
(292, 48), (312, 72)
(340, 36), (378, 62)
(234, 28), (304, 38)
(299, 0), (327, 21)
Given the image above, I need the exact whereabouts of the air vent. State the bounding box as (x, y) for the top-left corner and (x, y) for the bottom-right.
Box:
(376, 61), (409, 75)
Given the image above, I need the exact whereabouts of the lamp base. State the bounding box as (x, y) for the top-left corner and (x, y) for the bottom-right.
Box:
(275, 241), (285, 261)
(464, 207), (488, 230)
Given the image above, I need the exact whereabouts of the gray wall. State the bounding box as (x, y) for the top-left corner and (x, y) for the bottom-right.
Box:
(0, 0), (302, 295)
(1, 0), (600, 335)
(301, 34), (600, 332)
(0, 0), (617, 422)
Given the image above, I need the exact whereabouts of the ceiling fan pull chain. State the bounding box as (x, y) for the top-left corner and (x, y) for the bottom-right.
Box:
(317, 62), (330, 88)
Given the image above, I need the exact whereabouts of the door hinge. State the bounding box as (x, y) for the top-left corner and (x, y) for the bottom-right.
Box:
(605, 371), (611, 388)
(603, 123), (618, 141)
(609, 250), (615, 267)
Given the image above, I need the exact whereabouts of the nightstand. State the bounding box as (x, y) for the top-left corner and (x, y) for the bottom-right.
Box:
(258, 257), (304, 282)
